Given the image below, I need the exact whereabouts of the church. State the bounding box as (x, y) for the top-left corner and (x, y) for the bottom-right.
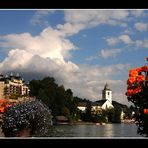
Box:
(99, 83), (114, 109)
(77, 83), (114, 112)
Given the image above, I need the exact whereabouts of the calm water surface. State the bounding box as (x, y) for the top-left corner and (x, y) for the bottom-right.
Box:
(48, 123), (144, 138)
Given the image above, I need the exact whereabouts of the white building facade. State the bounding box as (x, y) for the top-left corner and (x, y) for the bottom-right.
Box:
(77, 83), (114, 112)
(101, 83), (114, 109)
(0, 73), (29, 99)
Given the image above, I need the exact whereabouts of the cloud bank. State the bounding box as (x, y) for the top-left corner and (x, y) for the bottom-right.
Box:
(0, 10), (135, 105)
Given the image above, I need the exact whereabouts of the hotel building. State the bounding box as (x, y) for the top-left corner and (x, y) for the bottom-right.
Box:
(0, 73), (29, 99)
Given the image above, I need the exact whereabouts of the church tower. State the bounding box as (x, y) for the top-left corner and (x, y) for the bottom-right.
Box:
(102, 83), (112, 104)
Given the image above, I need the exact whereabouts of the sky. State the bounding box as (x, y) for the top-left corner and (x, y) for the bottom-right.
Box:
(0, 9), (148, 106)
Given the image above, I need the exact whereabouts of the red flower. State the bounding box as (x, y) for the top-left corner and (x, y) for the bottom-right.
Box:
(144, 109), (148, 114)
(136, 75), (145, 83)
(0, 107), (4, 113)
(129, 70), (138, 77)
(142, 66), (148, 72)
(126, 89), (134, 96)
(127, 77), (136, 85)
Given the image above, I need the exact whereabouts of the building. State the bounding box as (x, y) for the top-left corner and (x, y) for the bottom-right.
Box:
(92, 83), (114, 110)
(120, 109), (125, 120)
(54, 116), (69, 125)
(0, 81), (5, 99)
(100, 83), (114, 109)
(0, 72), (29, 99)
(77, 102), (87, 112)
(102, 83), (112, 103)
(77, 83), (114, 112)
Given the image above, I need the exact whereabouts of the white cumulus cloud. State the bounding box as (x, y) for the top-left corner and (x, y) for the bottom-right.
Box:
(106, 34), (133, 46)
(0, 27), (76, 61)
(130, 10), (144, 17)
(135, 22), (148, 32)
(99, 48), (122, 59)
(53, 10), (130, 36)
(31, 10), (56, 25)
(0, 23), (131, 105)
(119, 35), (133, 44)
(64, 10), (129, 25)
(135, 39), (148, 48)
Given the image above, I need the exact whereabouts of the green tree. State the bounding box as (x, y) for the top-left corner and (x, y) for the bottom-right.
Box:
(104, 108), (121, 123)
(83, 101), (92, 122)
(29, 79), (41, 97)
(62, 107), (70, 118)
(29, 76), (78, 119)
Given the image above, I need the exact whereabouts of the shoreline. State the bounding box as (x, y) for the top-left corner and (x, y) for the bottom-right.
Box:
(54, 120), (136, 125)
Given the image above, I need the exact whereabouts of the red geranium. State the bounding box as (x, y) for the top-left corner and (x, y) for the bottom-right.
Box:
(0, 99), (16, 113)
(126, 56), (148, 137)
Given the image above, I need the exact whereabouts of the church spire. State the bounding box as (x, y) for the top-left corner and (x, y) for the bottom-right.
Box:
(103, 83), (111, 91)
(102, 83), (112, 104)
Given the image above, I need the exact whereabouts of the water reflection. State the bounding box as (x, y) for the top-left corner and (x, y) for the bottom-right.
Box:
(102, 124), (113, 137)
(47, 123), (142, 137)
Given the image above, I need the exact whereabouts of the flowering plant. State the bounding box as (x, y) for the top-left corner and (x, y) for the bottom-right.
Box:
(126, 57), (148, 137)
(2, 99), (53, 137)
(0, 99), (17, 113)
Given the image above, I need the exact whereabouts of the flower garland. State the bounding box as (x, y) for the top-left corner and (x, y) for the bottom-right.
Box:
(126, 57), (148, 137)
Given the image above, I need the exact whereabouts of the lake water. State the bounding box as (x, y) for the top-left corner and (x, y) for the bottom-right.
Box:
(0, 123), (146, 138)
(47, 123), (144, 138)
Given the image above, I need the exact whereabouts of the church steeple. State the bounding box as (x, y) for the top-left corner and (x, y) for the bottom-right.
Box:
(102, 83), (112, 104)
(103, 83), (111, 91)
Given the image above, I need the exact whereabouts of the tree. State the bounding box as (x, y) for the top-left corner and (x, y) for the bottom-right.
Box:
(29, 76), (77, 119)
(83, 101), (92, 122)
(112, 108), (121, 123)
(62, 107), (70, 118)
(29, 80), (41, 97)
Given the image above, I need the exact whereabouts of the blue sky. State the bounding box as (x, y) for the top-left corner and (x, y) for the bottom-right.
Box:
(0, 9), (147, 105)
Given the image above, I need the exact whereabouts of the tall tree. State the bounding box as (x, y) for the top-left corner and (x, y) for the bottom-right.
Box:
(29, 76), (77, 118)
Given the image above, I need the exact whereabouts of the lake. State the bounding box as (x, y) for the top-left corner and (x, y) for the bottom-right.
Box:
(0, 123), (146, 138)
(46, 123), (144, 138)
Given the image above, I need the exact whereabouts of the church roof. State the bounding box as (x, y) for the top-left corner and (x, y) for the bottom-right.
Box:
(92, 100), (106, 106)
(77, 102), (87, 107)
(103, 83), (111, 91)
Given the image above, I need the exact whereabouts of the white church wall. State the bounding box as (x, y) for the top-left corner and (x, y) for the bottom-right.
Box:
(105, 90), (112, 103)
(77, 106), (86, 112)
(101, 100), (114, 110)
